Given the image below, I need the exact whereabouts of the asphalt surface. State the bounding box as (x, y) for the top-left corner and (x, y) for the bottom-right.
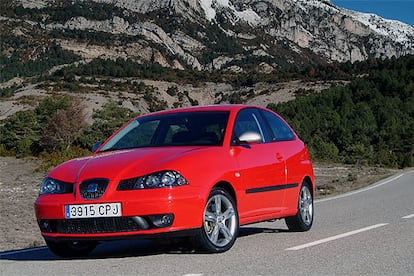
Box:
(1, 171), (413, 275)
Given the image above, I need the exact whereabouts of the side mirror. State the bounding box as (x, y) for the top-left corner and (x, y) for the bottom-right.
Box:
(92, 141), (102, 152)
(236, 131), (262, 145)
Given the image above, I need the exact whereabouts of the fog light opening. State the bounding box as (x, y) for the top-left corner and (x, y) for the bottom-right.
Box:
(150, 214), (174, 228)
(39, 220), (51, 232)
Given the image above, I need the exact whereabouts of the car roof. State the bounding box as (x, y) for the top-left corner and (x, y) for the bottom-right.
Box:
(137, 104), (263, 118)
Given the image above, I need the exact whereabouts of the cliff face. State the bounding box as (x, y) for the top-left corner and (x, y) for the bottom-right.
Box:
(3, 0), (414, 72)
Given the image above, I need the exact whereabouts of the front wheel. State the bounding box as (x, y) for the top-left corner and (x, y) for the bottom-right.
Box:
(45, 239), (97, 258)
(285, 181), (314, 232)
(196, 187), (239, 253)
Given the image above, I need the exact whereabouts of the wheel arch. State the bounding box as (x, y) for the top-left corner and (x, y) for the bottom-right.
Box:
(213, 181), (237, 205)
(302, 175), (314, 196)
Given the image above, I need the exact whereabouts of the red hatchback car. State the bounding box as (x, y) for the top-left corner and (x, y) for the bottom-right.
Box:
(35, 105), (314, 257)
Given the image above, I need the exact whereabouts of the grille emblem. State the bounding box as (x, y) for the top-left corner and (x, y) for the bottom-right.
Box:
(87, 183), (98, 193)
(80, 179), (109, 200)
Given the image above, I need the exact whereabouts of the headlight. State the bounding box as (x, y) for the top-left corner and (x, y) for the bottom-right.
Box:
(117, 170), (189, 190)
(40, 178), (73, 195)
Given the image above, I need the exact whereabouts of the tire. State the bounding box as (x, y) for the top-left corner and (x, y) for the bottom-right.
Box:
(45, 239), (97, 258)
(195, 187), (239, 253)
(285, 181), (314, 232)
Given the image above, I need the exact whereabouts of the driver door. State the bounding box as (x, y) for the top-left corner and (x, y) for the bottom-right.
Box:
(231, 108), (287, 220)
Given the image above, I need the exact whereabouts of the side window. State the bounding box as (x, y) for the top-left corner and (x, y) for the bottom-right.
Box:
(261, 110), (295, 141)
(232, 109), (268, 144)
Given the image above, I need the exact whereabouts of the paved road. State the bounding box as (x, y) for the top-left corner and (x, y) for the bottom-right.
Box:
(1, 171), (413, 275)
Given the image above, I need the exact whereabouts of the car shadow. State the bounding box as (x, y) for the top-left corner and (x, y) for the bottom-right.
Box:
(0, 225), (290, 261)
(238, 226), (290, 237)
(0, 239), (182, 261)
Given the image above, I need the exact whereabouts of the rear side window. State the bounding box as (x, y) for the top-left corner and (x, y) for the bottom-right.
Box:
(261, 110), (295, 141)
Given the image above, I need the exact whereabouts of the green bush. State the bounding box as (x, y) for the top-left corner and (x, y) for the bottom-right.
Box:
(78, 101), (138, 148)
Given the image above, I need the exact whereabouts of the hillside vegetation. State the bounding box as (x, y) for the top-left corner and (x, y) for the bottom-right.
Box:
(270, 56), (414, 168)
(0, 55), (413, 169)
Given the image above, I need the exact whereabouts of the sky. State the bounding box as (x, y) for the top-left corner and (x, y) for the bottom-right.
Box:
(331, 0), (414, 25)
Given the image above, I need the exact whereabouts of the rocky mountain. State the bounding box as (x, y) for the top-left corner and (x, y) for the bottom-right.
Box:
(2, 0), (414, 75)
(1, 0), (413, 120)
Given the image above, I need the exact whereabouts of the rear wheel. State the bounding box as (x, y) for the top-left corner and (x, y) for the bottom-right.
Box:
(285, 181), (314, 232)
(196, 187), (239, 253)
(45, 240), (97, 258)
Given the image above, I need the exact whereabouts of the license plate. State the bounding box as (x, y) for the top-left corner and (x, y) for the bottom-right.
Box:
(65, 203), (122, 219)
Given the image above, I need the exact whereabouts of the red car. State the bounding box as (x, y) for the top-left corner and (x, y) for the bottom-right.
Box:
(35, 105), (314, 257)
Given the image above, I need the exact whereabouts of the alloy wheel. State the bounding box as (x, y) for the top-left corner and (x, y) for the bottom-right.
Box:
(203, 193), (237, 248)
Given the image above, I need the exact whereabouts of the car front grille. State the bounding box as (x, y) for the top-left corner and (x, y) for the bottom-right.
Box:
(79, 179), (109, 200)
(39, 214), (174, 234)
(58, 217), (142, 234)
(41, 217), (146, 234)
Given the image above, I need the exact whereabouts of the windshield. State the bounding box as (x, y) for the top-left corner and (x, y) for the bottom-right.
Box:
(99, 111), (230, 152)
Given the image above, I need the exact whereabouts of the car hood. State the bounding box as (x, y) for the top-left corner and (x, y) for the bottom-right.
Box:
(47, 147), (204, 183)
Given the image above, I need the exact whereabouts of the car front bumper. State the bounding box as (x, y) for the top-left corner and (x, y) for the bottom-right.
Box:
(35, 187), (205, 240)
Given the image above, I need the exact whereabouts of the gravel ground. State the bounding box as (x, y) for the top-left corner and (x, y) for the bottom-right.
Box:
(0, 156), (397, 252)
